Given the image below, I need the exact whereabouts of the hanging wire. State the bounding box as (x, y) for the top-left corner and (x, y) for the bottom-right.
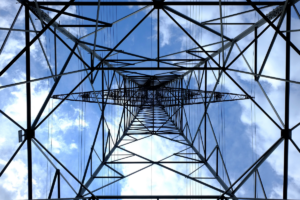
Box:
(50, 99), (53, 188)
(84, 99), (86, 179)
(151, 111), (153, 195)
(255, 0), (258, 168)
(77, 42), (80, 180)
(46, 75), (50, 198)
(252, 8), (258, 194)
(224, 0), (227, 183)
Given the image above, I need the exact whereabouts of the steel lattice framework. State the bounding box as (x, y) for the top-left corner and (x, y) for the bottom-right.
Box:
(0, 0), (300, 199)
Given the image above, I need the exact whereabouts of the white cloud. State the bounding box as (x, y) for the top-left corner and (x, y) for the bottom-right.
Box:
(70, 143), (78, 150)
(0, 159), (28, 199)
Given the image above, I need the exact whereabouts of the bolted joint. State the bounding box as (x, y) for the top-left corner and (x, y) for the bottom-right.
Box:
(17, 0), (27, 4)
(25, 129), (35, 139)
(218, 195), (227, 200)
(281, 129), (292, 139)
(153, 0), (165, 9)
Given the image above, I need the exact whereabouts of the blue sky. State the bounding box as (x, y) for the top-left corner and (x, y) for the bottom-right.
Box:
(1, 0), (300, 199)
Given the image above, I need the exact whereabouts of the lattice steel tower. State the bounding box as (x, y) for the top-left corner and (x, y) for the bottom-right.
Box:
(0, 0), (299, 199)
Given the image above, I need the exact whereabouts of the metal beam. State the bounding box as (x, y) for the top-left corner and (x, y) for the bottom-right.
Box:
(247, 0), (300, 59)
(164, 6), (232, 41)
(0, 5), (23, 55)
(201, 5), (271, 23)
(29, 14), (55, 80)
(283, 4), (291, 199)
(1, 0), (75, 76)
(234, 43), (285, 128)
(0, 139), (26, 177)
(225, 138), (283, 196)
(38, 5), (111, 25)
(78, 108), (141, 196)
(32, 43), (78, 129)
(25, 5), (33, 199)
(80, 5), (150, 39)
(256, 0), (291, 81)
(165, 0), (298, 87)
(48, 170), (58, 199)
(29, 1), (286, 6)
(25, 2), (137, 86)
(160, 106), (234, 197)
(0, 110), (26, 131)
(33, 138), (96, 198)
(94, 8), (154, 69)
(32, 140), (78, 195)
(0, 27), (38, 32)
